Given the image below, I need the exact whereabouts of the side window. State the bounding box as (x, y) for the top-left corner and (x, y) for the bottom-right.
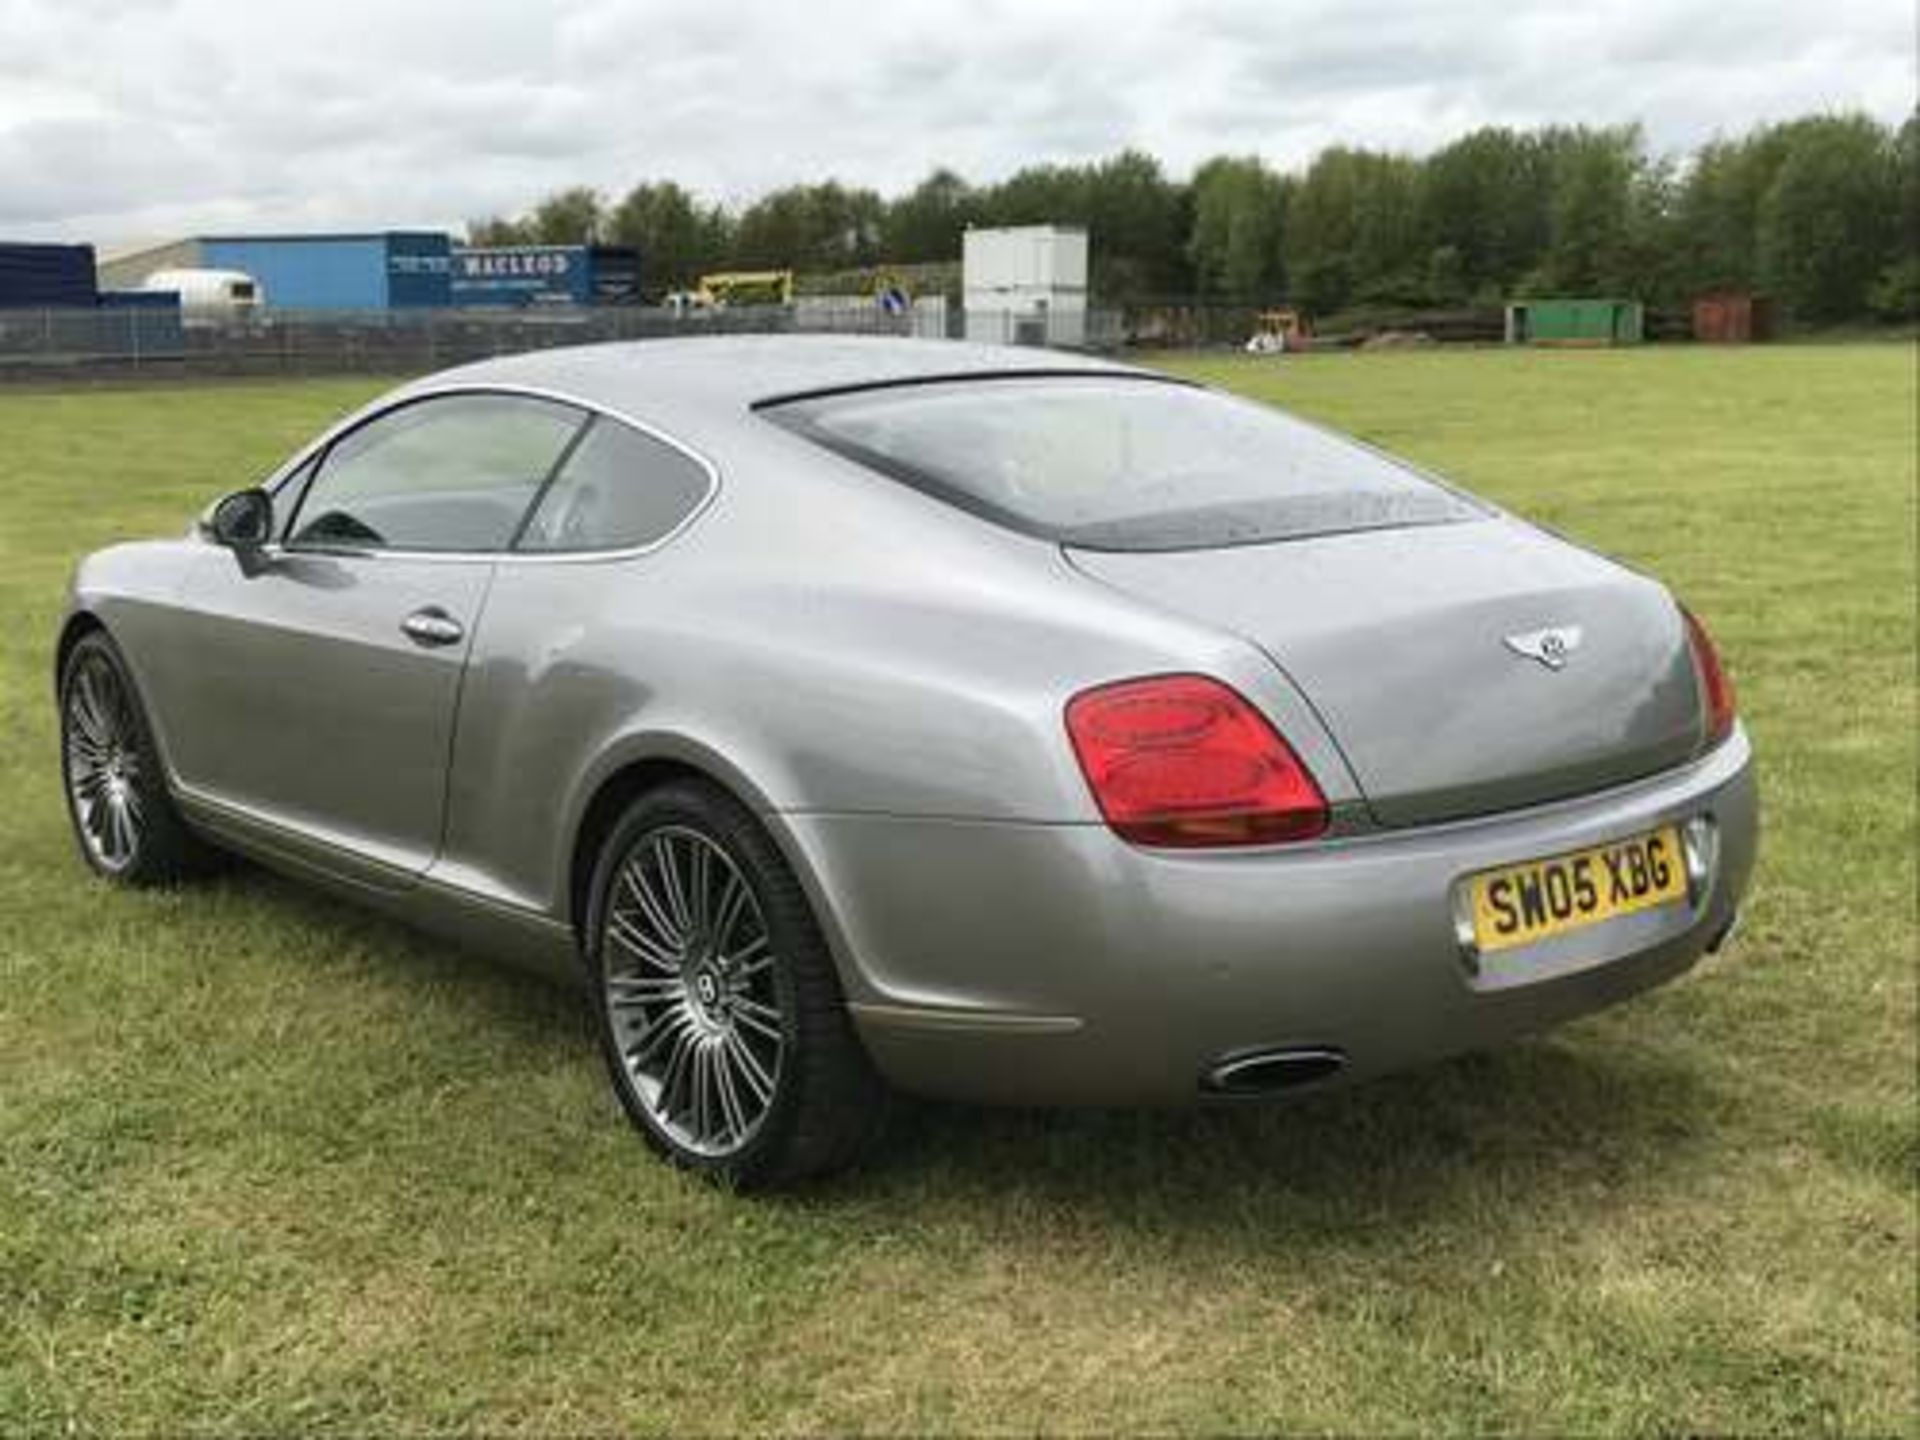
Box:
(290, 394), (584, 553)
(268, 453), (320, 541)
(516, 416), (711, 553)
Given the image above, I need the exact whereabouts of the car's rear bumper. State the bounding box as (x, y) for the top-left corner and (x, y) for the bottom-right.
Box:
(783, 728), (1757, 1106)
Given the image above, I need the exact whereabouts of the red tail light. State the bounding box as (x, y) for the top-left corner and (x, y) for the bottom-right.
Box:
(1682, 606), (1737, 750)
(1064, 674), (1329, 847)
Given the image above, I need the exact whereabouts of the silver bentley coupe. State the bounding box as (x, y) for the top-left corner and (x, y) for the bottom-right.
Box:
(57, 336), (1756, 1184)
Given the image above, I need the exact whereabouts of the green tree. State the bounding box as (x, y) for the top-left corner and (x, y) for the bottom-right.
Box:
(1757, 114), (1899, 322)
(1535, 126), (1643, 294)
(465, 214), (534, 246)
(979, 163), (1089, 228)
(1285, 147), (1425, 312)
(1674, 125), (1800, 293)
(1423, 243), (1469, 305)
(1896, 112), (1920, 254)
(528, 186), (605, 245)
(1186, 155), (1289, 300)
(1869, 112), (1920, 320)
(608, 181), (731, 292)
(1417, 127), (1555, 298)
(730, 182), (885, 271)
(1621, 154), (1689, 308)
(976, 151), (1187, 298)
(1348, 153), (1423, 304)
(880, 168), (979, 262)
(1082, 149), (1190, 296)
(460, 107), (1912, 323)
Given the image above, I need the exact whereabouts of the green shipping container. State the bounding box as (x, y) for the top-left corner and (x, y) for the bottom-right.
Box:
(1504, 298), (1644, 345)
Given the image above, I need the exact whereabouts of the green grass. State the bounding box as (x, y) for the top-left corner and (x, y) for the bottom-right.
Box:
(1, 348), (1913, 1434)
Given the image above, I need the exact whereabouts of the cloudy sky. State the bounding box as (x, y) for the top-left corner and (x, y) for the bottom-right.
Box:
(1, 0), (1911, 245)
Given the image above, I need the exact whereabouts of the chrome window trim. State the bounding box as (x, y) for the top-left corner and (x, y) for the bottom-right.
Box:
(258, 380), (722, 566)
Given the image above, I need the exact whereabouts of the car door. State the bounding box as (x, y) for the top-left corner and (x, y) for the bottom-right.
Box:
(431, 411), (719, 913)
(159, 391), (588, 880)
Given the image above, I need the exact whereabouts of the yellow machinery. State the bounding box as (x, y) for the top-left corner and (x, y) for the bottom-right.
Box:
(695, 270), (795, 307)
(1246, 308), (1311, 353)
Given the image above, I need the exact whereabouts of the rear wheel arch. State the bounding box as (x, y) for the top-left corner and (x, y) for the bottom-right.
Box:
(569, 756), (711, 940)
(564, 747), (856, 990)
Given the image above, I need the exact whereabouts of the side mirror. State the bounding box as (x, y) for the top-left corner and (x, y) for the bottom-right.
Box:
(206, 488), (273, 550)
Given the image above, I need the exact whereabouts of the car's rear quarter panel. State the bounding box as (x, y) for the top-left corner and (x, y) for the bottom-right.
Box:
(435, 422), (1362, 929)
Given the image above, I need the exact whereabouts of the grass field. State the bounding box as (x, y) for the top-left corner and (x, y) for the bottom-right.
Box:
(1, 346), (1913, 1434)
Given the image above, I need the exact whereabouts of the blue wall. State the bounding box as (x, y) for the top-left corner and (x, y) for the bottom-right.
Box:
(200, 233), (452, 310)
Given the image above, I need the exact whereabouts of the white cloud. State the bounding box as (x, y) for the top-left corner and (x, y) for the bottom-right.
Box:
(0, 0), (1910, 243)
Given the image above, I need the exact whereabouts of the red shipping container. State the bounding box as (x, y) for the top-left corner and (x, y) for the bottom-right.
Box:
(1693, 293), (1772, 343)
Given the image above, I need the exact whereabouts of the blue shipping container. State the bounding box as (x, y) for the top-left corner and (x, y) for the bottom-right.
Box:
(95, 289), (186, 357)
(0, 242), (98, 308)
(451, 245), (640, 306)
(199, 232), (452, 310)
(97, 288), (181, 310)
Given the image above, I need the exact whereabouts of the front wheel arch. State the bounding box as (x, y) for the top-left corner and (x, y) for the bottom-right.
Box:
(53, 610), (105, 700)
(57, 625), (217, 885)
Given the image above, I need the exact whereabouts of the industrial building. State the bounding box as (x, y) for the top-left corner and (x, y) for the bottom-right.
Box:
(962, 225), (1088, 347)
(450, 244), (641, 306)
(101, 232), (454, 310)
(0, 242), (186, 361)
(0, 242), (99, 307)
(99, 234), (649, 312)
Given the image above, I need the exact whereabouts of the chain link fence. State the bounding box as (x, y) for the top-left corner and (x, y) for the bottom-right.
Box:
(0, 301), (1128, 380)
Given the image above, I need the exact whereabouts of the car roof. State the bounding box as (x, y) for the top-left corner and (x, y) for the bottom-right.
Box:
(410, 334), (1143, 424)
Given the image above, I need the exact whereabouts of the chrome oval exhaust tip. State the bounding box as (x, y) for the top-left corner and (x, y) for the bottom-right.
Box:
(1203, 1046), (1347, 1097)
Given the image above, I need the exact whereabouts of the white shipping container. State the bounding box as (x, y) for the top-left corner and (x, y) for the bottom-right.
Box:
(962, 225), (1087, 300)
(963, 225), (1088, 348)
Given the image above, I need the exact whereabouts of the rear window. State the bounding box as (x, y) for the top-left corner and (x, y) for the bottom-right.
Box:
(761, 376), (1480, 551)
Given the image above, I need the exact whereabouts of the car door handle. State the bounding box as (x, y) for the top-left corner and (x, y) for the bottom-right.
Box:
(400, 607), (465, 647)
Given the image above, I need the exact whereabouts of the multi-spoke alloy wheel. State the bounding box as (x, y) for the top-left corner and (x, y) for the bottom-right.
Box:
(603, 826), (786, 1157)
(64, 647), (145, 873)
(587, 781), (888, 1186)
(58, 630), (210, 886)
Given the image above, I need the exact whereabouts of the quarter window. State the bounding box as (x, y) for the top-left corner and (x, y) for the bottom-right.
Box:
(516, 416), (711, 553)
(290, 394), (585, 553)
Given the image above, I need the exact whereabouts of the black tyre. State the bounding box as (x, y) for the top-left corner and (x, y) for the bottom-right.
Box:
(59, 628), (218, 886)
(584, 779), (888, 1186)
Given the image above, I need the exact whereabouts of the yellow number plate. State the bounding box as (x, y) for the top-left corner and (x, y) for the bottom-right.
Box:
(1470, 825), (1686, 954)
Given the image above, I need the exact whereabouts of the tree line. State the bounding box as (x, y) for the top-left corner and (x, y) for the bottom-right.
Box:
(470, 111), (1918, 324)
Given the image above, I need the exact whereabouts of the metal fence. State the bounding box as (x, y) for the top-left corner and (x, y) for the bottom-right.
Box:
(0, 301), (1127, 380)
(0, 306), (194, 367)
